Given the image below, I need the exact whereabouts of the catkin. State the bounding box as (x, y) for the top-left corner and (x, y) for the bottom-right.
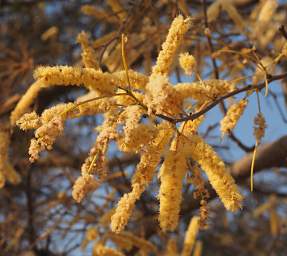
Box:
(152, 15), (191, 76)
(181, 216), (200, 256)
(41, 26), (58, 41)
(187, 135), (243, 211)
(110, 191), (138, 233)
(81, 109), (118, 178)
(113, 69), (148, 90)
(145, 74), (182, 116)
(3, 162), (21, 186)
(33, 66), (117, 94)
(10, 79), (44, 125)
(165, 238), (179, 256)
(220, 0), (245, 32)
(72, 175), (100, 203)
(193, 241), (202, 256)
(81, 5), (118, 24)
(117, 105), (155, 152)
(111, 122), (174, 233)
(107, 0), (126, 21)
(16, 111), (41, 130)
(220, 99), (248, 136)
(29, 117), (64, 162)
(158, 136), (188, 231)
(175, 79), (235, 102)
(93, 243), (125, 256)
(0, 129), (10, 188)
(77, 31), (99, 69)
(179, 52), (196, 75)
(257, 0), (278, 25)
(113, 232), (157, 253)
(0, 127), (21, 187)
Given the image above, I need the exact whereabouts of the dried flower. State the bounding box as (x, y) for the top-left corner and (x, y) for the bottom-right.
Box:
(253, 112), (266, 143)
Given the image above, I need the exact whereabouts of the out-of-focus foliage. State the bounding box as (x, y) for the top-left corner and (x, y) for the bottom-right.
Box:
(1, 1), (287, 256)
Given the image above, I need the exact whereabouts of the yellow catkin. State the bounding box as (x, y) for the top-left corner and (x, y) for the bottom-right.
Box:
(258, 0), (278, 25)
(16, 111), (41, 130)
(158, 136), (188, 231)
(72, 175), (100, 203)
(110, 191), (138, 233)
(93, 243), (125, 256)
(107, 0), (126, 21)
(193, 241), (202, 256)
(157, 117), (203, 231)
(187, 135), (243, 211)
(10, 79), (44, 125)
(152, 15), (191, 76)
(113, 69), (148, 90)
(86, 227), (98, 241)
(181, 216), (200, 256)
(33, 66), (117, 94)
(26, 103), (76, 162)
(0, 127), (21, 187)
(93, 31), (117, 49)
(0, 129), (9, 188)
(111, 122), (174, 233)
(117, 105), (155, 152)
(41, 26), (58, 41)
(207, 0), (221, 22)
(77, 31), (99, 69)
(81, 109), (118, 178)
(76, 91), (115, 116)
(179, 52), (196, 75)
(113, 232), (157, 254)
(29, 117), (64, 162)
(175, 79), (235, 102)
(220, 0), (245, 32)
(0, 171), (5, 189)
(270, 209), (280, 237)
(220, 99), (248, 136)
(3, 162), (21, 185)
(107, 232), (133, 250)
(165, 238), (179, 256)
(145, 74), (182, 116)
(40, 103), (76, 123)
(81, 5), (118, 24)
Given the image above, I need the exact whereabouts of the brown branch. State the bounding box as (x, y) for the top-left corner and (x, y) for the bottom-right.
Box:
(171, 72), (287, 123)
(202, 0), (219, 80)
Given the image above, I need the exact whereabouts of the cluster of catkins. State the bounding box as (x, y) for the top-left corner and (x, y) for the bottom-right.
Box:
(12, 15), (246, 234)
